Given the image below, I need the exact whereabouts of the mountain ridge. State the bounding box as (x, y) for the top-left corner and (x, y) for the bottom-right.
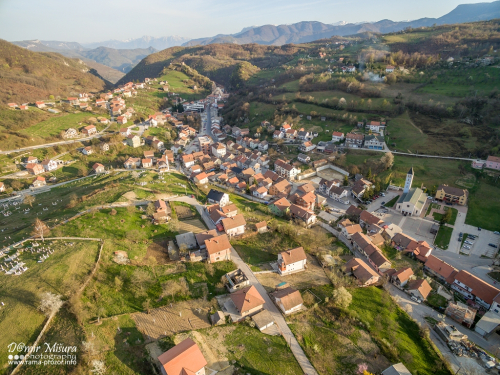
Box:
(183, 1), (500, 46)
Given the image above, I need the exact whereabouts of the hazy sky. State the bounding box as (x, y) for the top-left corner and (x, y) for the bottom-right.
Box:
(0, 0), (491, 43)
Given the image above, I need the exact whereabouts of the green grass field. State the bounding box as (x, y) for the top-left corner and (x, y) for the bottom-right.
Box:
(465, 181), (500, 231)
(0, 240), (99, 372)
(434, 225), (453, 250)
(225, 325), (302, 374)
(432, 207), (458, 226)
(232, 231), (299, 265)
(349, 287), (451, 375)
(384, 196), (399, 208)
(21, 112), (105, 138)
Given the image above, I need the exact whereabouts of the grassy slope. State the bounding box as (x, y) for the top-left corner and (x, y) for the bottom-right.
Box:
(21, 112), (107, 138)
(0, 241), (99, 372)
(349, 287), (450, 375)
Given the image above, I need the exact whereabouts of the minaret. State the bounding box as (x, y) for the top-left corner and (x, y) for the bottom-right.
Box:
(403, 167), (414, 194)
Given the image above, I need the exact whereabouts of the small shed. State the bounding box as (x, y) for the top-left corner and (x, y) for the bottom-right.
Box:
(255, 221), (268, 234)
(252, 310), (275, 331)
(211, 311), (225, 326)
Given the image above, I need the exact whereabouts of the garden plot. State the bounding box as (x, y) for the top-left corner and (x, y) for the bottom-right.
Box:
(132, 299), (213, 341)
(177, 218), (207, 233)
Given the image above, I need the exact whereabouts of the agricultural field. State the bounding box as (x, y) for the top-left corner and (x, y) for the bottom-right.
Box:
(154, 70), (209, 102)
(20, 112), (107, 139)
(0, 240), (100, 372)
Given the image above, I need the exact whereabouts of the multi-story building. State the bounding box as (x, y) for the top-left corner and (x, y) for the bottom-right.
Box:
(274, 159), (300, 180)
(435, 184), (468, 206)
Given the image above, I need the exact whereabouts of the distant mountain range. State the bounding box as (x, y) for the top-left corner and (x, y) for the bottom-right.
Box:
(11, 40), (158, 83)
(10, 1), (500, 83)
(183, 1), (500, 46)
(82, 35), (191, 50)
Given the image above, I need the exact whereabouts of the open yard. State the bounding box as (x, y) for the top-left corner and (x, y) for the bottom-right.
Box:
(434, 225), (453, 250)
(232, 231), (299, 265)
(0, 240), (99, 372)
(465, 180), (500, 231)
(255, 255), (331, 291)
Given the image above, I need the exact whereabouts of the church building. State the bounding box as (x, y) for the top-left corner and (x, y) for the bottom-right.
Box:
(396, 168), (427, 216)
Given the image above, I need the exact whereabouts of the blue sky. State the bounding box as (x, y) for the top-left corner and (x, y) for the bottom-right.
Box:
(0, 0), (491, 43)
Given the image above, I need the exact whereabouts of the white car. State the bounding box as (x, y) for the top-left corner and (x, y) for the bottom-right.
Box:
(463, 245), (471, 250)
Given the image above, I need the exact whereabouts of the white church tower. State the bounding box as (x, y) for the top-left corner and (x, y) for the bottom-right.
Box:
(403, 167), (414, 194)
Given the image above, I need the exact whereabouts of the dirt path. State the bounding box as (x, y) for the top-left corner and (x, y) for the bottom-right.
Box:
(399, 117), (423, 134)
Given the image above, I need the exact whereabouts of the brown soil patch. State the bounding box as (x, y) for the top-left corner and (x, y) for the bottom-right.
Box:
(122, 191), (137, 201)
(145, 240), (170, 264)
(132, 299), (215, 342)
(175, 205), (196, 219)
(256, 255), (331, 291)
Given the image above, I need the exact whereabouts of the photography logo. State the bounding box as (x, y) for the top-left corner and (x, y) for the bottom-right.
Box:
(7, 342), (77, 366)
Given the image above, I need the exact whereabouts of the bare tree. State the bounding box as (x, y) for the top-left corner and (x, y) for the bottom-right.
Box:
(90, 359), (106, 375)
(24, 194), (35, 207)
(131, 268), (153, 297)
(380, 152), (394, 170)
(32, 218), (50, 241)
(146, 202), (155, 217)
(38, 292), (63, 316)
(142, 298), (152, 314)
(332, 286), (352, 309)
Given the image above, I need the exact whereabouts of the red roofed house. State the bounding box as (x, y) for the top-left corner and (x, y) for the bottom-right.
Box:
(424, 255), (458, 285)
(295, 191), (316, 211)
(221, 214), (246, 237)
(35, 101), (45, 109)
(343, 258), (380, 286)
(116, 116), (127, 125)
(194, 172), (208, 185)
(278, 247), (307, 276)
(26, 163), (44, 175)
(92, 163), (105, 174)
(81, 125), (97, 136)
(157, 338), (207, 375)
(230, 285), (265, 317)
(450, 270), (500, 309)
(391, 267), (414, 288)
(271, 286), (304, 315)
(142, 158), (153, 168)
(32, 176), (46, 188)
(331, 131), (345, 142)
(407, 279), (432, 301)
(7, 103), (18, 109)
(205, 234), (231, 263)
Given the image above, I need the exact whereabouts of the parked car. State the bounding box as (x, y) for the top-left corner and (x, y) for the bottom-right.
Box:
(494, 231), (500, 235)
(478, 227), (482, 231)
(465, 241), (473, 245)
(468, 235), (476, 240)
(381, 202), (386, 205)
(380, 193), (386, 197)
(427, 196), (433, 200)
(463, 245), (471, 250)
(488, 243), (498, 248)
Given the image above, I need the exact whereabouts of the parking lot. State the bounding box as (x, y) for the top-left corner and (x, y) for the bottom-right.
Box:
(458, 225), (500, 257)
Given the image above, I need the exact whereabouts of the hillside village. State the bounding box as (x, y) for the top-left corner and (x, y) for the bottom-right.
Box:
(0, 16), (500, 375)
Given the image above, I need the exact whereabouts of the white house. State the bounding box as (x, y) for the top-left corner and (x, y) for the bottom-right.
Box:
(278, 247), (307, 276)
(221, 214), (246, 237)
(253, 186), (268, 199)
(207, 189), (230, 206)
(364, 135), (385, 150)
(120, 127), (131, 137)
(41, 159), (57, 172)
(182, 154), (195, 168)
(299, 141), (316, 153)
(82, 146), (93, 155)
(386, 65), (395, 73)
(272, 287), (304, 315)
(211, 143), (226, 158)
(331, 131), (345, 142)
(346, 66), (356, 72)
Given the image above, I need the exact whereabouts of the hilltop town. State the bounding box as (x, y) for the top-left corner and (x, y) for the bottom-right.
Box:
(0, 17), (499, 375)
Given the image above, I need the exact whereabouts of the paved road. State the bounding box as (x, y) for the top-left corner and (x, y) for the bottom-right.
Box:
(181, 194), (319, 375)
(0, 125), (112, 155)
